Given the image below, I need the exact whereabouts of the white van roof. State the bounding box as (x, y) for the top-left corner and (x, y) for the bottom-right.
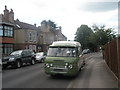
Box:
(50, 41), (81, 47)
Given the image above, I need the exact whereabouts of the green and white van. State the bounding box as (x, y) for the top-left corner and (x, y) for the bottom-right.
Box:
(44, 41), (85, 77)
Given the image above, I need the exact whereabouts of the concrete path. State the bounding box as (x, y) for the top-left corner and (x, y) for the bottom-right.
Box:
(67, 52), (119, 88)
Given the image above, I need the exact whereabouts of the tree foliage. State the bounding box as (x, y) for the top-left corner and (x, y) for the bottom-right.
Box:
(90, 24), (116, 46)
(74, 24), (116, 52)
(74, 25), (93, 50)
(41, 20), (57, 29)
(48, 20), (57, 29)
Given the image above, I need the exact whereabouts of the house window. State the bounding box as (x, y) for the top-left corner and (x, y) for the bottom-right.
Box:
(0, 26), (3, 36)
(29, 32), (32, 41)
(3, 44), (13, 56)
(28, 31), (37, 42)
(33, 32), (36, 42)
(25, 35), (28, 42)
(0, 43), (2, 58)
(4, 26), (13, 37)
(29, 45), (33, 50)
(33, 45), (36, 52)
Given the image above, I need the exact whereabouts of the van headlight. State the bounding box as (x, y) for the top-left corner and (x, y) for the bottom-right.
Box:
(65, 63), (68, 66)
(9, 57), (15, 61)
(45, 63), (50, 68)
(68, 64), (73, 69)
(50, 63), (53, 66)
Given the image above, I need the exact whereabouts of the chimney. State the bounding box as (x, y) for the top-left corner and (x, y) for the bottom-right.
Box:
(9, 9), (14, 23)
(59, 26), (62, 30)
(34, 23), (36, 27)
(4, 5), (9, 22)
(0, 14), (3, 22)
(59, 26), (62, 33)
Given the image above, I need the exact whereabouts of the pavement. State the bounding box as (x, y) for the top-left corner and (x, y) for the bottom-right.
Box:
(67, 52), (119, 88)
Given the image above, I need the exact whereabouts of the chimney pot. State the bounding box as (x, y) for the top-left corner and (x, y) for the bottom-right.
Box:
(34, 23), (36, 27)
(5, 5), (7, 10)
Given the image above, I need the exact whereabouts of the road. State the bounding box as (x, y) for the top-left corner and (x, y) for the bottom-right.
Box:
(2, 52), (119, 88)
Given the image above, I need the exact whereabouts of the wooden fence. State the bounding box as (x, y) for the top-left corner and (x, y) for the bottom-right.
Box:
(103, 37), (120, 80)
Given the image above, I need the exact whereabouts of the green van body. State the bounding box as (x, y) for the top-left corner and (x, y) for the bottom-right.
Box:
(44, 41), (84, 76)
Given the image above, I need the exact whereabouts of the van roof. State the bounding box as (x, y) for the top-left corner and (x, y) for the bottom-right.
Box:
(50, 41), (81, 47)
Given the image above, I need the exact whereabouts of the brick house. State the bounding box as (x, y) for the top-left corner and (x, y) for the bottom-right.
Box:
(0, 6), (15, 57)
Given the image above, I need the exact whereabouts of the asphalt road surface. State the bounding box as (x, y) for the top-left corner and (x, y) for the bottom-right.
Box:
(2, 52), (119, 88)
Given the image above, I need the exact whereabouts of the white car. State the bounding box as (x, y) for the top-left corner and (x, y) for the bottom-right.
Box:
(82, 49), (90, 54)
(35, 52), (46, 63)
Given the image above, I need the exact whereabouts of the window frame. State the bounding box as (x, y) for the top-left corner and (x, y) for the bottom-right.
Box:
(2, 43), (14, 56)
(0, 26), (3, 36)
(3, 25), (14, 37)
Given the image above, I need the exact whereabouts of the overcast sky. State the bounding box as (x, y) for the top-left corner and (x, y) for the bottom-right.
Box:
(0, 0), (119, 40)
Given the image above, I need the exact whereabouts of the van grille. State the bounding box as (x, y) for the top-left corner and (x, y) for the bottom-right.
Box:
(53, 60), (64, 62)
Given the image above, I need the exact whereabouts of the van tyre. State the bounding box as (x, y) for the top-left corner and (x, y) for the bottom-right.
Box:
(83, 60), (85, 65)
(79, 67), (82, 71)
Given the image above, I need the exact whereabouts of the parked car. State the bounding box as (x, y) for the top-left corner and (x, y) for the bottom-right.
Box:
(35, 52), (46, 63)
(2, 49), (35, 69)
(82, 49), (90, 54)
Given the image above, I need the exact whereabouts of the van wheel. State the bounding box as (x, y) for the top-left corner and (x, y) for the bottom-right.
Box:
(83, 61), (85, 65)
(31, 58), (35, 65)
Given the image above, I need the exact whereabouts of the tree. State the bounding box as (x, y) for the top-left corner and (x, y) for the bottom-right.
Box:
(48, 20), (57, 29)
(74, 24), (116, 52)
(88, 24), (116, 51)
(74, 25), (93, 50)
(41, 20), (57, 30)
(90, 24), (116, 46)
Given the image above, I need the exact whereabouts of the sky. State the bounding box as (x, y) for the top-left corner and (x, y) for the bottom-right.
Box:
(0, 0), (119, 40)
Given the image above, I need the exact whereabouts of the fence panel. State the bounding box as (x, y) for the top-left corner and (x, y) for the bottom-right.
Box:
(103, 37), (120, 79)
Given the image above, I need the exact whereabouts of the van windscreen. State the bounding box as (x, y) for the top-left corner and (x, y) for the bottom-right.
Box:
(47, 47), (76, 57)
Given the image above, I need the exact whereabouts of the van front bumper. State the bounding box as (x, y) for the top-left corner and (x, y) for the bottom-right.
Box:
(44, 67), (78, 76)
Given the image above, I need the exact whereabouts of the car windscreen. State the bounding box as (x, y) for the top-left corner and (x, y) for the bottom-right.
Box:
(10, 50), (22, 55)
(47, 47), (76, 57)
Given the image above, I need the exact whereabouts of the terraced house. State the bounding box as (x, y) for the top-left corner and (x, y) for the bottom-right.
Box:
(14, 19), (37, 52)
(0, 6), (15, 57)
